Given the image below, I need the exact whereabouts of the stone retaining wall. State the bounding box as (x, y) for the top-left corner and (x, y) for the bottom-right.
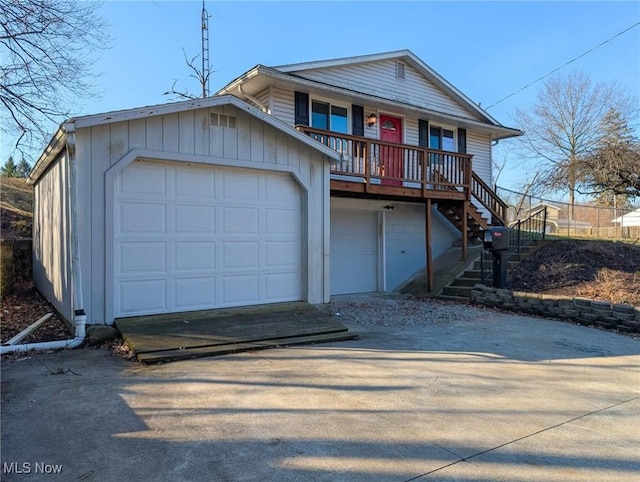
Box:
(470, 284), (640, 334)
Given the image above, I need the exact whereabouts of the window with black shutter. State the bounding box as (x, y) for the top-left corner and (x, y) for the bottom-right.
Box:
(294, 91), (309, 126)
(458, 128), (467, 153)
(352, 104), (364, 136)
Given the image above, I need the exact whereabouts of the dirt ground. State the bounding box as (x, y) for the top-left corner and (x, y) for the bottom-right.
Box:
(508, 239), (640, 306)
(2, 239), (639, 346)
(1, 282), (72, 344)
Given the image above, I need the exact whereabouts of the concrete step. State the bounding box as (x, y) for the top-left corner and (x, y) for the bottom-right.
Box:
(439, 238), (550, 303)
(436, 294), (470, 304)
(450, 277), (481, 287)
(463, 270), (482, 279)
(399, 245), (484, 298)
(441, 285), (473, 298)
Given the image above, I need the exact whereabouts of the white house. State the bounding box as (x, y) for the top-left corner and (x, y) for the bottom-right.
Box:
(612, 207), (640, 227)
(28, 50), (521, 326)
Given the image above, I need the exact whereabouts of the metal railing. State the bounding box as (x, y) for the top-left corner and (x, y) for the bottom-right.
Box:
(508, 206), (548, 253)
(481, 207), (548, 285)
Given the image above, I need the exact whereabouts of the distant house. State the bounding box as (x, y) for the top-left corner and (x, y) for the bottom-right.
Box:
(520, 203), (561, 221)
(612, 208), (640, 227)
(28, 50), (521, 327)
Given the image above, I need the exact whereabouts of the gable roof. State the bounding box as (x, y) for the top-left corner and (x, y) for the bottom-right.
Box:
(28, 95), (341, 184)
(275, 50), (500, 125)
(216, 50), (522, 140)
(524, 202), (562, 213)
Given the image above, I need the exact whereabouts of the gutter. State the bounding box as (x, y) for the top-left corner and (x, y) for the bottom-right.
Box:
(1, 122), (86, 355)
(238, 84), (268, 112)
(219, 66), (523, 141)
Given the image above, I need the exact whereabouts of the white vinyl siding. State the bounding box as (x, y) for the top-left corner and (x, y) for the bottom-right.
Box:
(254, 87), (270, 111)
(294, 60), (483, 122)
(405, 117), (420, 147)
(467, 131), (492, 186)
(271, 86), (296, 126)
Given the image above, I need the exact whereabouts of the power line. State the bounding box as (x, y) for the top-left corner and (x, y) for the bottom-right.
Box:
(485, 22), (640, 110)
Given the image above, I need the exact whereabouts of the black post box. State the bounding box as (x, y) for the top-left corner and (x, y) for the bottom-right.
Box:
(482, 227), (509, 251)
(482, 227), (509, 289)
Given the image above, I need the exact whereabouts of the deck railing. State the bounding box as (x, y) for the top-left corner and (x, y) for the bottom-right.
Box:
(298, 126), (472, 194)
(298, 126), (508, 226)
(471, 172), (508, 225)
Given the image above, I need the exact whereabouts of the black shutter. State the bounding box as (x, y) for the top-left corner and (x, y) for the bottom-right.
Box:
(294, 91), (309, 126)
(419, 119), (429, 147)
(458, 128), (467, 153)
(352, 104), (364, 136)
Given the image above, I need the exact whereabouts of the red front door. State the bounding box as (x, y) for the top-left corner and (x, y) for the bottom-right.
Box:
(379, 115), (403, 186)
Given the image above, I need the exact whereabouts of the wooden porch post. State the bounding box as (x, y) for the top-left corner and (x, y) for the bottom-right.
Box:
(461, 200), (467, 261)
(364, 141), (370, 193)
(425, 199), (433, 291)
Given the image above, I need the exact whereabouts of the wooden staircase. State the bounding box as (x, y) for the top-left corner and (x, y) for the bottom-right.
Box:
(434, 170), (508, 241)
(437, 200), (490, 242)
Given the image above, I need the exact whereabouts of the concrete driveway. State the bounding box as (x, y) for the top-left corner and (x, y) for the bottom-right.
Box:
(2, 310), (639, 481)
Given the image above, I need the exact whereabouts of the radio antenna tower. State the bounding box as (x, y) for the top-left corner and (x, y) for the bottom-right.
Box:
(201, 0), (210, 97)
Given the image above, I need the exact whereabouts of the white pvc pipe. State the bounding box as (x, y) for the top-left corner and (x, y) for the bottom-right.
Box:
(0, 315), (86, 355)
(238, 84), (268, 112)
(4, 313), (53, 346)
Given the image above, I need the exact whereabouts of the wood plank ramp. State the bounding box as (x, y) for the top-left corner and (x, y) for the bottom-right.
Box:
(115, 302), (357, 364)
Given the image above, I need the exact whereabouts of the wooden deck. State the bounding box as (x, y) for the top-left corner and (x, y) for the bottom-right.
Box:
(115, 302), (356, 364)
(298, 125), (508, 223)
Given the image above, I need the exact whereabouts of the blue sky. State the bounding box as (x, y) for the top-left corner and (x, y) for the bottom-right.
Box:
(8, 1), (640, 192)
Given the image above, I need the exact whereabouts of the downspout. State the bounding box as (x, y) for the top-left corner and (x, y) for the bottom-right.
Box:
(238, 84), (268, 113)
(1, 122), (86, 354)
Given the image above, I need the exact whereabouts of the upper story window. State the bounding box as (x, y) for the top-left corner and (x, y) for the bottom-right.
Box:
(430, 126), (455, 151)
(311, 100), (348, 134)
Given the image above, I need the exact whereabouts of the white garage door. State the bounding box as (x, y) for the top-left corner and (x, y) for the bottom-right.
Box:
(330, 209), (378, 295)
(113, 160), (302, 317)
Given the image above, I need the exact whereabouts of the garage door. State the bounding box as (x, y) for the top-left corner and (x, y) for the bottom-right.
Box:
(330, 209), (378, 295)
(113, 161), (302, 317)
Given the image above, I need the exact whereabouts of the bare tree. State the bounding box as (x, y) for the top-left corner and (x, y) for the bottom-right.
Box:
(163, 50), (212, 101)
(0, 0), (109, 155)
(164, 3), (212, 101)
(513, 71), (638, 219)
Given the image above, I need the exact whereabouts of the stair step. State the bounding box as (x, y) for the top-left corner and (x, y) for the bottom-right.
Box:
(436, 294), (470, 304)
(449, 277), (481, 287)
(441, 285), (473, 297)
(463, 270), (483, 279)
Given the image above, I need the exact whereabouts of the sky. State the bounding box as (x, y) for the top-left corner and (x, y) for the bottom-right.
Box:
(5, 0), (640, 193)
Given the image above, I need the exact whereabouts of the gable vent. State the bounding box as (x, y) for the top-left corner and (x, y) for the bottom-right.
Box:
(395, 61), (406, 80)
(210, 112), (237, 128)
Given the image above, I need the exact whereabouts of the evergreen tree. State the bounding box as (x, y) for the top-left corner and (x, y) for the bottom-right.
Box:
(15, 157), (31, 178)
(579, 108), (640, 200)
(1, 156), (18, 177)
